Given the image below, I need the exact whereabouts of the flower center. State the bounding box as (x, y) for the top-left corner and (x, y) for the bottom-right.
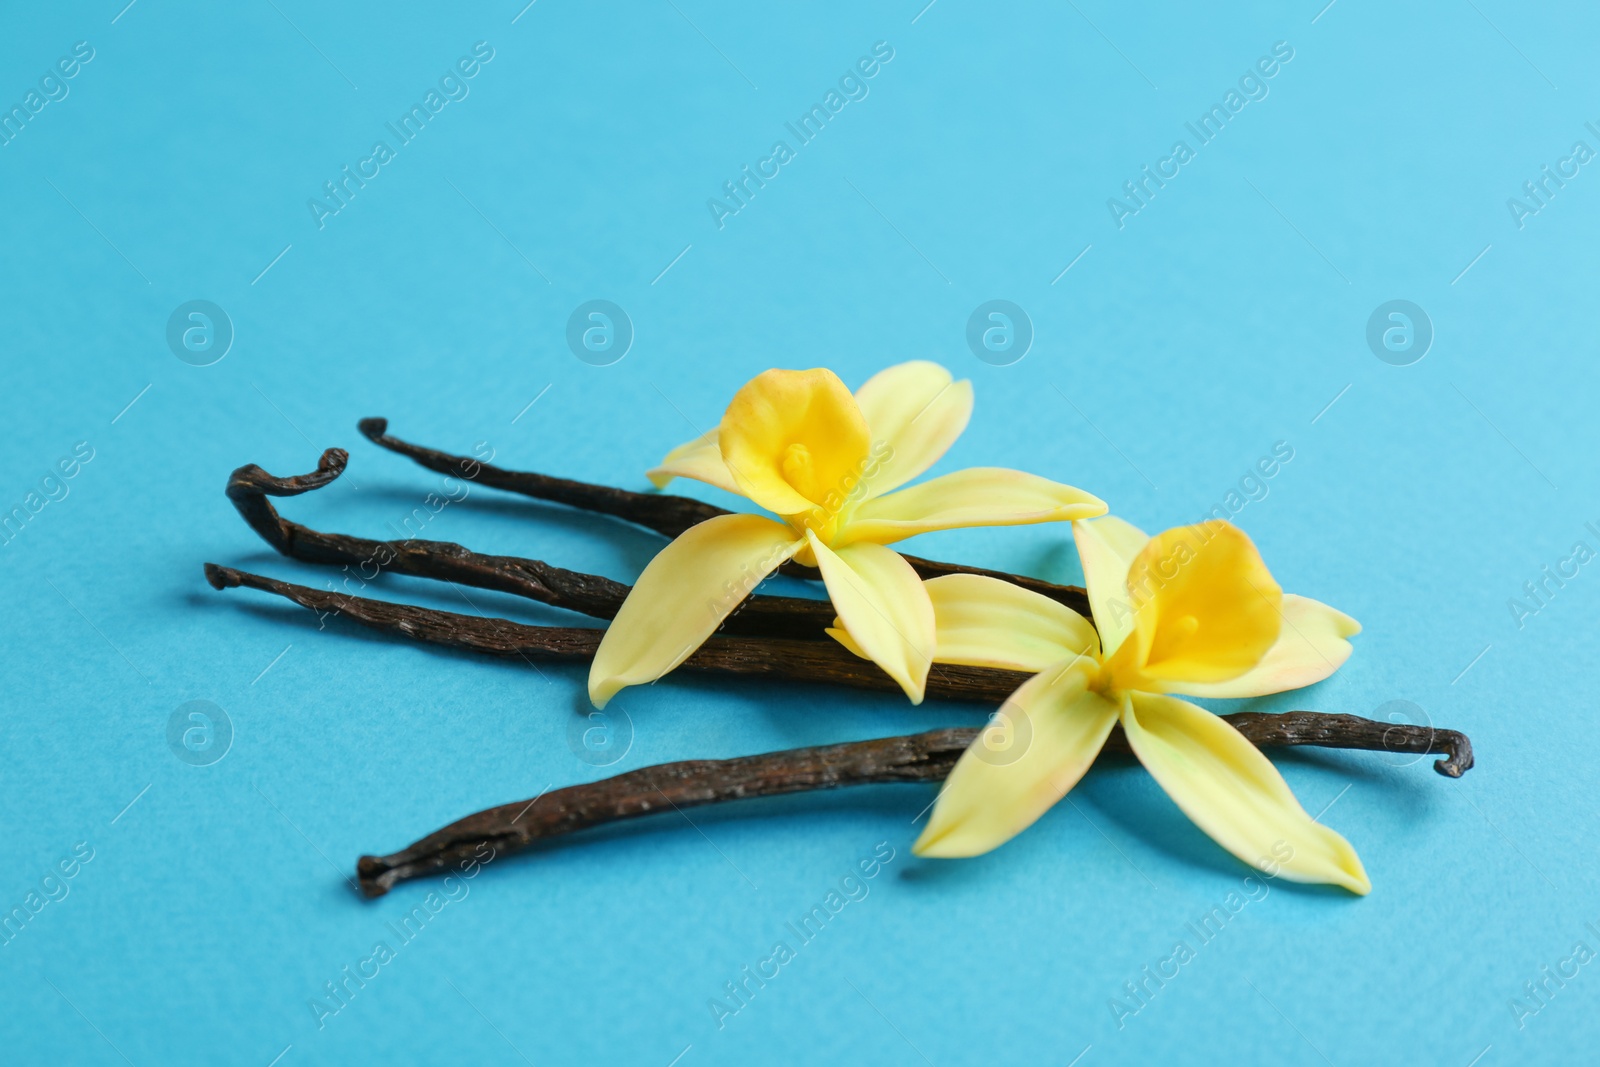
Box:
(778, 441), (853, 546)
(780, 442), (815, 494)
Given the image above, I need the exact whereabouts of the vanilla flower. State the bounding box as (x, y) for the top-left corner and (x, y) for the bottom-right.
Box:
(587, 362), (1106, 707)
(835, 516), (1369, 893)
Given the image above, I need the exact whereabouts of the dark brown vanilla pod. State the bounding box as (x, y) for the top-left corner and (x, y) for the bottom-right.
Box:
(357, 713), (1473, 896)
(203, 563), (1475, 771)
(203, 561), (1474, 774)
(226, 448), (836, 641)
(203, 563), (1034, 704)
(356, 417), (1094, 617)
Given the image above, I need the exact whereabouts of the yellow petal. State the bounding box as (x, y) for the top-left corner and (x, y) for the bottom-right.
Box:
(826, 574), (1097, 672)
(1122, 691), (1370, 894)
(914, 658), (1119, 857)
(588, 514), (801, 707)
(824, 624), (869, 660)
(839, 468), (1106, 546)
(719, 368), (872, 518)
(646, 429), (740, 495)
(1168, 595), (1360, 699)
(923, 574), (1098, 673)
(1072, 516), (1150, 655)
(1118, 522), (1282, 687)
(807, 533), (935, 703)
(852, 361), (974, 498)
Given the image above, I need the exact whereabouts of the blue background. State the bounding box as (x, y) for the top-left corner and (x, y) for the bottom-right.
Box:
(2, 1), (1595, 1063)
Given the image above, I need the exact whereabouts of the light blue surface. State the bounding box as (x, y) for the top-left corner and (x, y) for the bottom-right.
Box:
(2, 2), (1596, 1063)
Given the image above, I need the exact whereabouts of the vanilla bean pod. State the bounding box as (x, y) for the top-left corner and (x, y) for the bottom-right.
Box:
(226, 448), (836, 640)
(203, 563), (1031, 703)
(203, 561), (1474, 774)
(357, 417), (1093, 616)
(357, 713), (1473, 896)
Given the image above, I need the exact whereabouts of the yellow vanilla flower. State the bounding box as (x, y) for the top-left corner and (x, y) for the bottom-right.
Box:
(833, 516), (1369, 893)
(587, 361), (1106, 708)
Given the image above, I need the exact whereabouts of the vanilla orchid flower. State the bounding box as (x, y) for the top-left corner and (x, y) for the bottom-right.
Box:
(586, 362), (1106, 708)
(834, 516), (1370, 893)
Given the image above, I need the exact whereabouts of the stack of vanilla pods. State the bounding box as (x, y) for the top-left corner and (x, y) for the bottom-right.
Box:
(206, 418), (1471, 897)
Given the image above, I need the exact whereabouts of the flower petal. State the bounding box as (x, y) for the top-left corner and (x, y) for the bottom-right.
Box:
(587, 514), (801, 707)
(646, 429), (741, 495)
(1072, 516), (1150, 654)
(807, 534), (935, 703)
(852, 361), (974, 498)
(914, 659), (1119, 857)
(1122, 691), (1370, 894)
(719, 367), (871, 517)
(825, 574), (1097, 673)
(923, 574), (1098, 672)
(840, 468), (1106, 546)
(824, 624), (868, 660)
(1167, 595), (1360, 699)
(1118, 522), (1282, 687)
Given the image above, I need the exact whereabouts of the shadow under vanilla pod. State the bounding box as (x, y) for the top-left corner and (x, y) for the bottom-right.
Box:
(202, 419), (1474, 897)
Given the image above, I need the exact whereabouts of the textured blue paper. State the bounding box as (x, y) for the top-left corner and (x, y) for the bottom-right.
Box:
(3, 2), (1597, 1063)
